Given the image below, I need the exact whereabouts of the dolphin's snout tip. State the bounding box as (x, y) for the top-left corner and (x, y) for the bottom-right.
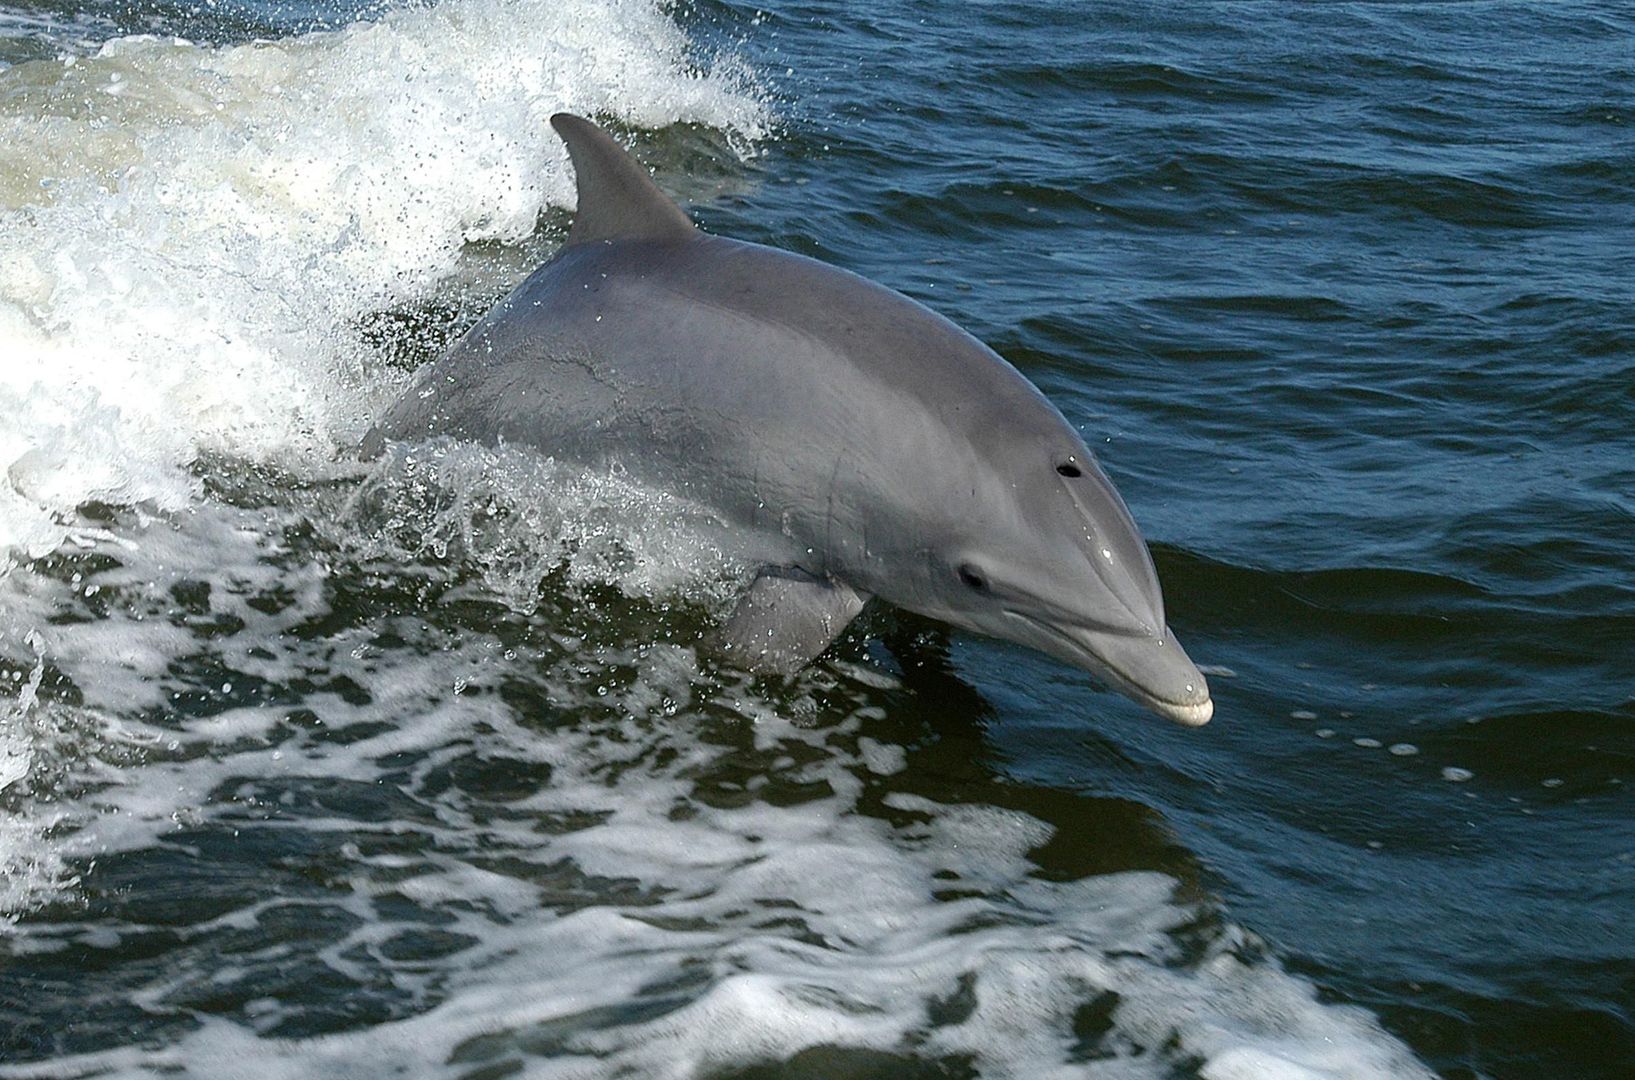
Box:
(1091, 628), (1214, 727)
(1154, 694), (1213, 727)
(1145, 654), (1213, 726)
(1008, 612), (1217, 728)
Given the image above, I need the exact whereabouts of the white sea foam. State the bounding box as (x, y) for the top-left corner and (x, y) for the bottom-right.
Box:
(0, 493), (1430, 1078)
(344, 437), (750, 613)
(0, 0), (767, 563)
(0, 0), (762, 986)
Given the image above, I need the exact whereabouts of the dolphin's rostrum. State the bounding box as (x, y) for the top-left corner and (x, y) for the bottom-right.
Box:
(375, 113), (1214, 726)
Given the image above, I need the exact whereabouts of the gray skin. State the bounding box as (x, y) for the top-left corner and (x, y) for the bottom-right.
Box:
(374, 114), (1213, 725)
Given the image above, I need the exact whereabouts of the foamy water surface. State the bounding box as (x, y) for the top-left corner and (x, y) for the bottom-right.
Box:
(4, 0), (1630, 1077)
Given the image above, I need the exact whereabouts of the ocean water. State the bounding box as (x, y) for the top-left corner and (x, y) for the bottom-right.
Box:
(0, 0), (1630, 1076)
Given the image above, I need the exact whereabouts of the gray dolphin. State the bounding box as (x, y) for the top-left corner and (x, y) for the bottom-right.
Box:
(373, 113), (1213, 725)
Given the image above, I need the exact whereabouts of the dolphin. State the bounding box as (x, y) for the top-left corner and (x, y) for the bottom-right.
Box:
(372, 114), (1213, 725)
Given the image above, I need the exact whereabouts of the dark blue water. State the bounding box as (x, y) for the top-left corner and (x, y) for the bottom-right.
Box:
(1, 1), (1631, 1077)
(707, 4), (1635, 1066)
(709, 5), (1635, 1071)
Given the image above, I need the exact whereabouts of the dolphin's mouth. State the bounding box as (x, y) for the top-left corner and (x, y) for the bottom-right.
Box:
(1005, 611), (1214, 727)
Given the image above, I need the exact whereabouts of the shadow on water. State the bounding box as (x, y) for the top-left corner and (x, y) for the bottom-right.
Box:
(859, 611), (1205, 889)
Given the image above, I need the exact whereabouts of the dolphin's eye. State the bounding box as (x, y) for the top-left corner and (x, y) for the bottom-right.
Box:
(1056, 459), (1083, 478)
(958, 565), (988, 591)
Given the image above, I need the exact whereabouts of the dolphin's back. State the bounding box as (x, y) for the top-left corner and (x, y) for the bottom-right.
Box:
(381, 109), (1073, 517)
(379, 233), (1072, 534)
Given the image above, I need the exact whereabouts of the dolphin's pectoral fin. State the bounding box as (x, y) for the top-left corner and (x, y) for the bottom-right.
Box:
(715, 569), (869, 674)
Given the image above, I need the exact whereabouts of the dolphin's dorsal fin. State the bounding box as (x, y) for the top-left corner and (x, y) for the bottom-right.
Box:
(550, 113), (697, 247)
